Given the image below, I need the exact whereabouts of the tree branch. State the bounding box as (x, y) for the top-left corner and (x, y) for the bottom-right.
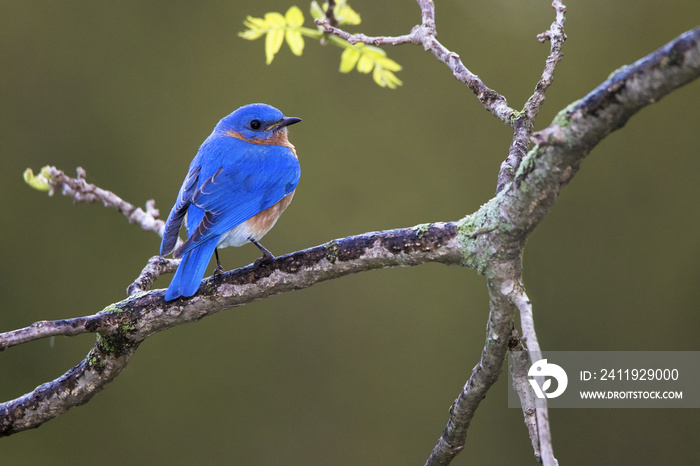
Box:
(0, 340), (138, 436)
(0, 222), (466, 435)
(323, 0), (338, 28)
(0, 315), (114, 351)
(509, 334), (542, 462)
(315, 0), (515, 123)
(424, 261), (519, 466)
(30, 166), (180, 249)
(512, 283), (556, 466)
(530, 26), (700, 175)
(497, 0), (568, 194)
(127, 255), (180, 296)
(525, 0), (568, 122)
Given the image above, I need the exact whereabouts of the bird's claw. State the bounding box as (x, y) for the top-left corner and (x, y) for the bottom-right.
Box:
(253, 251), (275, 267)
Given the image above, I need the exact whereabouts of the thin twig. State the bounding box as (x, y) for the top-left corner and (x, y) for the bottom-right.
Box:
(524, 0), (568, 121)
(509, 332), (542, 462)
(42, 166), (174, 243)
(497, 0), (567, 194)
(512, 285), (558, 466)
(127, 255), (180, 296)
(33, 166), (184, 293)
(315, 0), (515, 124)
(324, 0), (338, 28)
(314, 20), (417, 46)
(316, 1), (567, 196)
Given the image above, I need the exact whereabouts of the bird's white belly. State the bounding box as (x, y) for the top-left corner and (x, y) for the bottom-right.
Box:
(217, 221), (256, 248)
(215, 192), (293, 250)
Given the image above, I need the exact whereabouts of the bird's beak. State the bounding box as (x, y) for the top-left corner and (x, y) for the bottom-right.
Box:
(267, 117), (302, 131)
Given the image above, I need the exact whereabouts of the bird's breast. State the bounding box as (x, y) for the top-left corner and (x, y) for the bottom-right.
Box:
(217, 191), (296, 248)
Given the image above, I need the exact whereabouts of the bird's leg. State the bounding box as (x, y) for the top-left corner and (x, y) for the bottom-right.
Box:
(213, 248), (225, 275)
(249, 238), (275, 266)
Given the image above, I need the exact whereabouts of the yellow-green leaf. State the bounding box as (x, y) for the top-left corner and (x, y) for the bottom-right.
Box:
(239, 29), (263, 40)
(265, 11), (286, 26)
(375, 56), (402, 72)
(265, 30), (285, 64)
(339, 47), (361, 73)
(362, 45), (386, 58)
(23, 167), (51, 192)
(310, 1), (324, 21)
(239, 16), (267, 40)
(356, 53), (374, 73)
(336, 2), (361, 26)
(373, 67), (403, 89)
(286, 30), (304, 56)
(285, 6), (304, 27)
(264, 12), (286, 64)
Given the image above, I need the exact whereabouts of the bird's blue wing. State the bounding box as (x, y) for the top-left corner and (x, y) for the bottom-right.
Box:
(160, 164), (201, 256)
(175, 142), (300, 257)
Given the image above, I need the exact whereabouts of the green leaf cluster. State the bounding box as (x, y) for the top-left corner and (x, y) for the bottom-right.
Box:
(239, 2), (402, 88)
(339, 43), (402, 89)
(240, 6), (306, 64)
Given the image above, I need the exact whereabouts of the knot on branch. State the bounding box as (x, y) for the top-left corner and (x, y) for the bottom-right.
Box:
(411, 23), (436, 43)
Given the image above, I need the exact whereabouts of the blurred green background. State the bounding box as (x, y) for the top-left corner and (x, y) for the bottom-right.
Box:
(1, 1), (699, 464)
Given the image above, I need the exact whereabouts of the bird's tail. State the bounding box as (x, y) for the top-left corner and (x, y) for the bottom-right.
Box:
(164, 237), (219, 301)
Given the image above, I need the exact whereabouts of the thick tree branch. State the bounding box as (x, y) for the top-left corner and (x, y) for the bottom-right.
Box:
(0, 222), (466, 435)
(0, 315), (114, 351)
(529, 26), (700, 190)
(2, 223), (463, 351)
(0, 341), (138, 436)
(424, 261), (519, 466)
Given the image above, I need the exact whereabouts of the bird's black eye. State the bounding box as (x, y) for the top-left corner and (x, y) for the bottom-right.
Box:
(249, 119), (261, 130)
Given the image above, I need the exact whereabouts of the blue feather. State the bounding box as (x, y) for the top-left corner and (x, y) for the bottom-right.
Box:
(164, 236), (219, 300)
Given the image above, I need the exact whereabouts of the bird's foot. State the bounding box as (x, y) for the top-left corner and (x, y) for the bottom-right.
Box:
(253, 250), (275, 268)
(249, 238), (275, 267)
(213, 248), (226, 276)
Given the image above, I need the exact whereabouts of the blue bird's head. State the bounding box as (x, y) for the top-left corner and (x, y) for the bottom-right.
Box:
(217, 103), (301, 144)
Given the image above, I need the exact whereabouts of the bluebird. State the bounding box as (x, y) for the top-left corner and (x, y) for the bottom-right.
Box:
(160, 103), (301, 301)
